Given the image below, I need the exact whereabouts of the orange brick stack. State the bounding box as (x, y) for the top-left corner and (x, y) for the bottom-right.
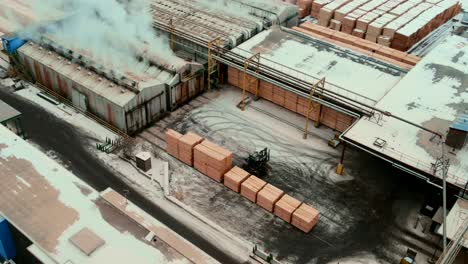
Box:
(257, 184), (285, 212)
(178, 132), (204, 166)
(224, 166), (250, 192)
(193, 140), (233, 182)
(240, 175), (267, 203)
(274, 194), (302, 223)
(304, 0), (462, 51)
(291, 203), (320, 233)
(165, 129), (183, 159)
(297, 0), (313, 18)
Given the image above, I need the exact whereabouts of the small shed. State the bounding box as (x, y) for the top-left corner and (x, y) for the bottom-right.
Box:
(0, 99), (25, 138)
(446, 114), (468, 149)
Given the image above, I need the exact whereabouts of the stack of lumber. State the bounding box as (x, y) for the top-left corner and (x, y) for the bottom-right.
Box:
(224, 166), (250, 192)
(194, 140), (233, 182)
(165, 129), (183, 159)
(291, 203), (321, 232)
(274, 194), (302, 223)
(257, 184), (285, 212)
(295, 22), (421, 67)
(178, 132), (204, 166)
(301, 0), (461, 51)
(240, 175), (267, 203)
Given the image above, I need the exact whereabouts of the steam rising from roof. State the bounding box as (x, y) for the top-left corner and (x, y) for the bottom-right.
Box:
(18, 0), (184, 74)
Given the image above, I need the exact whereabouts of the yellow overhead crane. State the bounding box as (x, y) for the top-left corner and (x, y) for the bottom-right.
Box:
(241, 53), (261, 111)
(207, 37), (222, 90)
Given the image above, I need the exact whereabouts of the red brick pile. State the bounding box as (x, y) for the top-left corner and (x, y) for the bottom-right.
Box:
(224, 166), (250, 192)
(194, 140), (233, 182)
(287, 0), (461, 51)
(240, 175), (268, 203)
(178, 132), (204, 166)
(165, 129), (321, 233)
(257, 184), (285, 212)
(274, 194), (303, 223)
(291, 203), (321, 233)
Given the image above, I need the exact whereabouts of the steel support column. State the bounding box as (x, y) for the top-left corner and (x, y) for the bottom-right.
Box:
(336, 142), (346, 175)
(207, 37), (221, 91)
(241, 53), (261, 111)
(303, 78), (325, 139)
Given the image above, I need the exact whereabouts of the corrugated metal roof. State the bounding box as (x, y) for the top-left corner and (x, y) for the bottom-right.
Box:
(19, 43), (173, 107)
(0, 99), (21, 123)
(451, 114), (468, 132)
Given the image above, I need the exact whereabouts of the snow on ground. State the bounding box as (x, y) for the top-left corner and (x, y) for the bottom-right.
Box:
(15, 84), (119, 143)
(139, 86), (441, 263)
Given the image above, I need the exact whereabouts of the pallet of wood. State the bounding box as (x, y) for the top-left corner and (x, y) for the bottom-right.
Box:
(240, 175), (267, 203)
(178, 132), (204, 166)
(194, 140), (233, 182)
(291, 203), (321, 232)
(274, 194), (302, 223)
(257, 184), (285, 212)
(165, 129), (183, 159)
(224, 166), (250, 192)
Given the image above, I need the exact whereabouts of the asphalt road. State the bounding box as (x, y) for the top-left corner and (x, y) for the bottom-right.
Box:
(0, 86), (241, 264)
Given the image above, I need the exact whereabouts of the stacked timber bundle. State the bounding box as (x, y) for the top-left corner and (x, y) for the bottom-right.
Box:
(224, 166), (251, 192)
(257, 184), (285, 212)
(291, 203), (320, 232)
(274, 194), (302, 223)
(165, 129), (183, 158)
(303, 0), (462, 51)
(178, 132), (204, 166)
(240, 175), (267, 203)
(193, 140), (233, 182)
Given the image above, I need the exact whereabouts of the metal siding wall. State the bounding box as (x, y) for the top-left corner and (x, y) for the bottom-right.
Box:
(0, 217), (16, 261)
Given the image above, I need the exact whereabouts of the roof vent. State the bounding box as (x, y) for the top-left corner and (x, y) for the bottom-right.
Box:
(69, 228), (105, 256)
(87, 71), (92, 76)
(121, 89), (125, 93)
(445, 114), (468, 149)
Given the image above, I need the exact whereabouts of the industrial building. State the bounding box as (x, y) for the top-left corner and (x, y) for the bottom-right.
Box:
(343, 35), (468, 189)
(0, 125), (215, 263)
(11, 39), (204, 134)
(0, 99), (25, 138)
(0, 0), (467, 263)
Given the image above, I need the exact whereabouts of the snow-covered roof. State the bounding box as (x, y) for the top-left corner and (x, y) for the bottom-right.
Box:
(0, 99), (21, 123)
(0, 125), (194, 263)
(344, 35), (468, 188)
(437, 197), (468, 248)
(231, 27), (405, 107)
(18, 42), (172, 107)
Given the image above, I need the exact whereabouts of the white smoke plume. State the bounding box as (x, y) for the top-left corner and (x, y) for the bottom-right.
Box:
(17, 0), (180, 75)
(189, 0), (290, 24)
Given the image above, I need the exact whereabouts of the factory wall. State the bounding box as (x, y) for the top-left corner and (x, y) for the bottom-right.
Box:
(16, 50), (169, 134)
(227, 67), (355, 132)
